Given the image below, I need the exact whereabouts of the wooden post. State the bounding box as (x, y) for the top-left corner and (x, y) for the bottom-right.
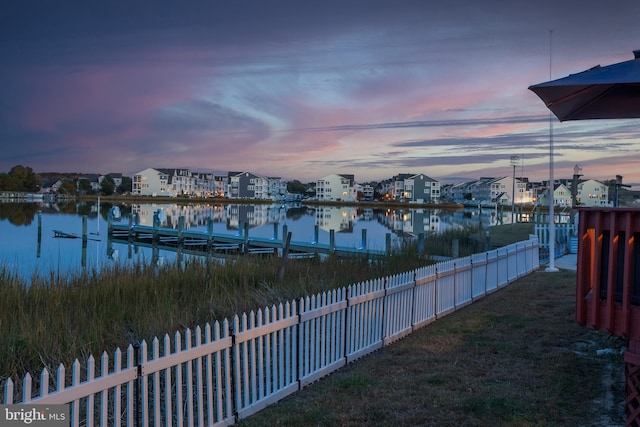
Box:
(207, 218), (213, 250)
(37, 210), (42, 258)
(243, 222), (249, 254)
(178, 216), (185, 247)
(128, 214), (134, 241)
(278, 232), (293, 281)
(418, 232), (424, 255)
(107, 207), (113, 237)
(314, 224), (319, 244)
(273, 223), (278, 240)
(330, 229), (335, 251)
(82, 215), (88, 243)
(82, 215), (88, 268)
(361, 229), (367, 249)
(386, 233), (391, 257)
(152, 210), (160, 244)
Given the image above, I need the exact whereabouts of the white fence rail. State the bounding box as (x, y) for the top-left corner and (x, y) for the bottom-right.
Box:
(2, 238), (540, 426)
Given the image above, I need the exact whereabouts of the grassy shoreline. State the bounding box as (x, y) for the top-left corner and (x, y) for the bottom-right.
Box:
(0, 224), (498, 384)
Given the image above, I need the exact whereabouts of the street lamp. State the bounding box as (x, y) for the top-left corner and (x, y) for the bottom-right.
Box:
(510, 155), (520, 225)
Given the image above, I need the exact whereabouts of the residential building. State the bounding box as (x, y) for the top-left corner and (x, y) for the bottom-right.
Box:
(77, 174), (101, 192)
(132, 168), (224, 197)
(360, 183), (375, 200)
(538, 183), (572, 207)
(268, 177), (287, 200)
(445, 176), (531, 206)
(575, 179), (609, 206)
(315, 174), (356, 201)
(132, 168), (171, 196)
(41, 179), (64, 194)
(228, 172), (270, 199)
(403, 173), (440, 203)
(105, 173), (123, 188)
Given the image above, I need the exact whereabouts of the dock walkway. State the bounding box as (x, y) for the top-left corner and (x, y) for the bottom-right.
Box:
(109, 216), (392, 258)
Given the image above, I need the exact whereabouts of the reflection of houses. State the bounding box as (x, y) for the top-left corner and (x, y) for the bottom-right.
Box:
(225, 204), (284, 229)
(131, 204), (220, 228)
(374, 209), (440, 234)
(315, 206), (356, 232)
(385, 209), (441, 234)
(315, 174), (356, 202)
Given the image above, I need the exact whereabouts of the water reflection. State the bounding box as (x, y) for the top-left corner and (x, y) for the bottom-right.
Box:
(0, 200), (516, 283)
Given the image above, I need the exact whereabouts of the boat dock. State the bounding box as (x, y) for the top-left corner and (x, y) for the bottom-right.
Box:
(108, 214), (393, 258)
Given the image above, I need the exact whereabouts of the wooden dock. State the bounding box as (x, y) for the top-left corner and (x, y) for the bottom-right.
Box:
(108, 214), (392, 258)
(53, 229), (80, 239)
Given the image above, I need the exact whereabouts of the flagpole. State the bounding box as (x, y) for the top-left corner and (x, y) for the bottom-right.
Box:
(546, 29), (558, 272)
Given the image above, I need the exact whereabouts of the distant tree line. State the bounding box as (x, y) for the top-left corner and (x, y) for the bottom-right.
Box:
(0, 165), (42, 192)
(0, 165), (132, 196)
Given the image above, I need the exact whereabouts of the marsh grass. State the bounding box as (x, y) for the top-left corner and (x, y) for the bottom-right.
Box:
(0, 227), (484, 384)
(0, 223), (532, 400)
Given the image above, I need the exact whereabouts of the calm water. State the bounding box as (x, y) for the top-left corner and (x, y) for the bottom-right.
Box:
(0, 200), (511, 283)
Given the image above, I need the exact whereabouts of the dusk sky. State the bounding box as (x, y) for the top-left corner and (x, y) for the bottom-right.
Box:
(2, 1), (640, 186)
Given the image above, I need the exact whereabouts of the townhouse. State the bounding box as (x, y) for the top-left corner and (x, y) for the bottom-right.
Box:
(315, 174), (357, 202)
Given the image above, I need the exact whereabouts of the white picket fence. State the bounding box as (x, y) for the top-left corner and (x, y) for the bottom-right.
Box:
(2, 237), (540, 426)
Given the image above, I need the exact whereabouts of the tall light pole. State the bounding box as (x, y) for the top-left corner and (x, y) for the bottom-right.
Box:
(546, 29), (558, 272)
(510, 155), (519, 225)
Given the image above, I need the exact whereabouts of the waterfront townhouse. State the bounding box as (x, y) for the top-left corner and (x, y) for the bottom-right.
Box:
(403, 173), (440, 203)
(538, 183), (573, 207)
(440, 182), (467, 203)
(388, 173), (414, 200)
(132, 168), (171, 197)
(228, 172), (271, 199)
(132, 168), (217, 197)
(575, 178), (609, 206)
(268, 177), (287, 200)
(315, 174), (357, 202)
(162, 168), (196, 196)
(360, 183), (375, 200)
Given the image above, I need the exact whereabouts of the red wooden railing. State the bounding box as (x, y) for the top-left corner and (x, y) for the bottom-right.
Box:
(575, 207), (640, 425)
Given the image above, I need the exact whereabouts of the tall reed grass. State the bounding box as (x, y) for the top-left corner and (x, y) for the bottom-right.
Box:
(0, 226), (482, 385)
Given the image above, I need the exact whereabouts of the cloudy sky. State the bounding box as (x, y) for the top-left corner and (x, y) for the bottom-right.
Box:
(2, 1), (640, 186)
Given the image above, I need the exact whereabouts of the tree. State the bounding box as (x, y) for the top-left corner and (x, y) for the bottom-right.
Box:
(78, 179), (93, 194)
(0, 173), (20, 191)
(57, 181), (77, 196)
(287, 180), (306, 195)
(118, 176), (132, 194)
(2, 165), (41, 192)
(101, 175), (115, 196)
